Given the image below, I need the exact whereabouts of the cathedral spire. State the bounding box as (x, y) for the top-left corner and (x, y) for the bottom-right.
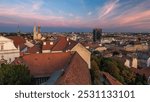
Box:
(17, 25), (20, 34)
(38, 25), (41, 33)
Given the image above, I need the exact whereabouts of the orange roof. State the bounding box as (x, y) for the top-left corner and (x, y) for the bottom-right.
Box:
(65, 40), (78, 50)
(42, 36), (78, 52)
(13, 52), (91, 85)
(42, 41), (56, 50)
(15, 52), (72, 77)
(52, 36), (69, 51)
(56, 52), (91, 85)
(27, 46), (41, 54)
(7, 36), (26, 48)
(101, 72), (122, 85)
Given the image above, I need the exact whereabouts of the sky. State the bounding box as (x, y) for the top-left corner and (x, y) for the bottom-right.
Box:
(0, 0), (150, 32)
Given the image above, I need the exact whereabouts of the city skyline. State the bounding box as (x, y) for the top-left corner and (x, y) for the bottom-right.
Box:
(0, 0), (150, 32)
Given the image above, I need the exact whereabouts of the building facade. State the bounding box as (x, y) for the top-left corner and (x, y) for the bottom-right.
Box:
(93, 28), (102, 42)
(0, 36), (20, 63)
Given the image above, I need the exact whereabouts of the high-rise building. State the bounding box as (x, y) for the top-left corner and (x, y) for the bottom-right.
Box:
(93, 28), (102, 42)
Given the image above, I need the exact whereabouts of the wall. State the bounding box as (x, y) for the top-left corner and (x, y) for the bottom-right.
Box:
(71, 43), (91, 69)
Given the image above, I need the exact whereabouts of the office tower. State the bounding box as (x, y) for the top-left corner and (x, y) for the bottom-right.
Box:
(93, 28), (102, 42)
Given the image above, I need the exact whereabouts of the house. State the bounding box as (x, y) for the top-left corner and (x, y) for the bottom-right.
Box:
(124, 44), (149, 52)
(7, 36), (26, 52)
(95, 46), (107, 52)
(112, 55), (138, 69)
(124, 57), (138, 68)
(13, 52), (91, 85)
(0, 36), (20, 63)
(42, 36), (91, 69)
(20, 35), (91, 69)
(70, 43), (91, 69)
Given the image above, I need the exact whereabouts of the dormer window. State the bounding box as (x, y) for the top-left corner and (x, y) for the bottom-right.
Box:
(50, 42), (53, 45)
(43, 42), (46, 45)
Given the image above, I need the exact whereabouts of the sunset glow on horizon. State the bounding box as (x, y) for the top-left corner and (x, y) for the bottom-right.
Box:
(0, 0), (150, 32)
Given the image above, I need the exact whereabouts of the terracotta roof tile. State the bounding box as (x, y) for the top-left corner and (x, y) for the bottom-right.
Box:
(101, 72), (122, 85)
(42, 36), (78, 52)
(13, 47), (91, 84)
(7, 36), (26, 48)
(27, 46), (41, 54)
(42, 41), (56, 50)
(65, 40), (78, 50)
(15, 52), (72, 77)
(52, 36), (69, 51)
(56, 52), (91, 85)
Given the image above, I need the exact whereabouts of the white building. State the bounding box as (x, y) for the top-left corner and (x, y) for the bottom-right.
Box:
(124, 57), (138, 68)
(71, 43), (91, 69)
(0, 36), (20, 64)
(147, 57), (150, 67)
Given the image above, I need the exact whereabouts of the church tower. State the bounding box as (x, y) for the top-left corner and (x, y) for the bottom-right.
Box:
(38, 25), (41, 33)
(33, 25), (42, 40)
(33, 25), (37, 40)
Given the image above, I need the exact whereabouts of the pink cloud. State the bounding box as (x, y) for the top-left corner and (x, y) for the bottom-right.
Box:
(0, 5), (84, 27)
(98, 0), (119, 19)
(0, 0), (149, 31)
(92, 0), (150, 31)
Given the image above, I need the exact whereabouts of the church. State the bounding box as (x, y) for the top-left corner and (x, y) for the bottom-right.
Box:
(0, 36), (20, 64)
(33, 25), (42, 40)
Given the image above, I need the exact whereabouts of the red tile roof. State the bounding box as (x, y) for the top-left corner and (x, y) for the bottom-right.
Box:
(56, 52), (91, 85)
(15, 52), (72, 77)
(42, 36), (78, 52)
(52, 36), (69, 51)
(13, 52), (91, 85)
(42, 41), (56, 50)
(101, 72), (122, 85)
(27, 46), (41, 54)
(131, 68), (150, 78)
(7, 36), (26, 48)
(65, 40), (78, 50)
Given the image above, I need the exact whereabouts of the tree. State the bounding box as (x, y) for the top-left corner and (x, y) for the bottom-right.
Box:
(99, 57), (147, 85)
(90, 60), (101, 85)
(134, 74), (148, 85)
(0, 64), (32, 85)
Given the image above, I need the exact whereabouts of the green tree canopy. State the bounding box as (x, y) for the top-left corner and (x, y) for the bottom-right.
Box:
(91, 54), (148, 85)
(0, 64), (32, 85)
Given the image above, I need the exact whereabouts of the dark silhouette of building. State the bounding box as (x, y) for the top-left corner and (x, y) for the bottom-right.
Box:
(93, 28), (102, 42)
